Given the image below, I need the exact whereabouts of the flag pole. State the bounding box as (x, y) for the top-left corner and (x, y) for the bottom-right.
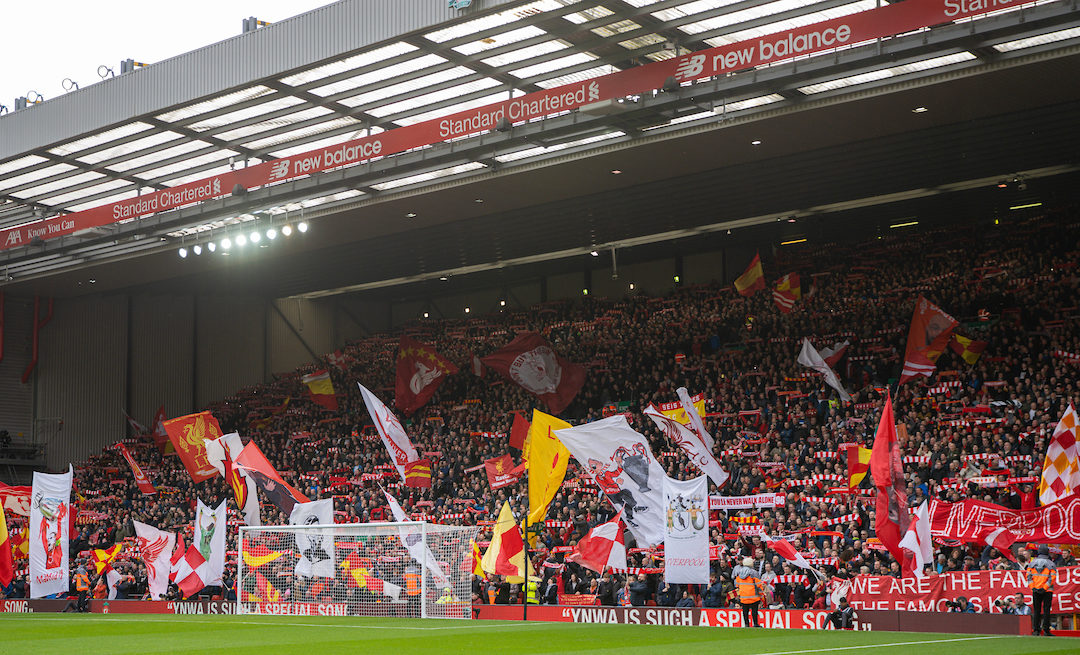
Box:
(523, 511), (529, 622)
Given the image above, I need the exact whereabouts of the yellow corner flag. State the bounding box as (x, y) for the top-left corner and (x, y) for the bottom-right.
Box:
(524, 410), (571, 544)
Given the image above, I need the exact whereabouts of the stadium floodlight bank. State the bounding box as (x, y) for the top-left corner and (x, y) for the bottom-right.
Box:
(238, 522), (478, 618)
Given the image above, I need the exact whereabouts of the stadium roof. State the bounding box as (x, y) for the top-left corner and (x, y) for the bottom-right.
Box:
(0, 0), (1078, 298)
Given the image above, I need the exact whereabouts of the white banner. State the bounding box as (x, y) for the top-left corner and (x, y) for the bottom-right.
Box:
(663, 475), (710, 584)
(644, 404), (728, 486)
(798, 339), (852, 402)
(709, 493), (786, 510)
(358, 383), (418, 482)
(554, 416), (667, 547)
(677, 387), (714, 451)
(290, 499), (335, 579)
(205, 432), (260, 526)
(29, 466), (72, 598)
(133, 520), (176, 600)
(195, 499), (227, 587)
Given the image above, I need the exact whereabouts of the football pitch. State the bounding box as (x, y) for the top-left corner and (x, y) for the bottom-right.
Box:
(3, 615), (1078, 655)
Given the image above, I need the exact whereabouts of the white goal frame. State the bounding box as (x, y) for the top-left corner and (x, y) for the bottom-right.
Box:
(237, 521), (478, 619)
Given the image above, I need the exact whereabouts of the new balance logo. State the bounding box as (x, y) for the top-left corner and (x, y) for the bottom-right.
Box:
(269, 159), (291, 180)
(674, 54), (706, 81)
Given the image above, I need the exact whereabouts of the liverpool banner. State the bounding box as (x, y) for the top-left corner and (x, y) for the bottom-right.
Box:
(926, 492), (1080, 547)
(663, 475), (709, 584)
(554, 415), (667, 547)
(899, 296), (958, 383)
(116, 443), (156, 495)
(235, 441), (308, 516)
(358, 383), (419, 483)
(644, 405), (727, 486)
(485, 454), (527, 490)
(290, 499), (335, 579)
(840, 566), (1080, 613)
(163, 411), (224, 482)
(395, 336), (458, 416)
(133, 521), (175, 600)
(29, 466), (72, 598)
(481, 332), (585, 414)
(205, 433), (260, 526)
(0, 482), (32, 516)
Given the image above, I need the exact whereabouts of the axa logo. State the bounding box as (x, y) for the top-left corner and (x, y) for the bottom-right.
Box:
(588, 81), (600, 101)
(4, 230), (22, 247)
(674, 54), (706, 81)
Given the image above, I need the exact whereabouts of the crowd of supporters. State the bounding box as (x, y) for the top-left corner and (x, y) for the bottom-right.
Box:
(3, 207), (1079, 610)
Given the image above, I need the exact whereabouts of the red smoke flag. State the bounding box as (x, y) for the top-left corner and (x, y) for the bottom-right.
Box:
(481, 332), (585, 414)
(484, 454), (527, 491)
(301, 370), (338, 411)
(0, 508), (13, 587)
(566, 510), (627, 574)
(949, 334), (988, 365)
(395, 336), (458, 416)
(869, 395), (912, 569)
(734, 253), (765, 297)
(404, 459), (433, 488)
(116, 443), (156, 495)
(235, 441), (309, 515)
(899, 296), (958, 384)
(163, 411), (223, 482)
(509, 412), (530, 450)
(772, 273), (800, 312)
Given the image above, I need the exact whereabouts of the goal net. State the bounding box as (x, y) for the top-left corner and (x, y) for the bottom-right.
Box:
(238, 521), (479, 618)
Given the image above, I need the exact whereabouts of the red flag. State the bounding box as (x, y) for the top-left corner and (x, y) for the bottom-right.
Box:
(150, 405), (174, 456)
(480, 332), (585, 414)
(484, 454), (527, 490)
(163, 411), (223, 482)
(899, 296), (958, 384)
(235, 441), (308, 515)
(404, 459), (433, 488)
(177, 545), (207, 598)
(772, 273), (800, 312)
(169, 533), (186, 583)
(0, 508), (13, 587)
(565, 511), (626, 573)
(116, 443), (157, 495)
(509, 412), (530, 450)
(124, 411), (148, 436)
(870, 395), (912, 569)
(395, 336), (458, 416)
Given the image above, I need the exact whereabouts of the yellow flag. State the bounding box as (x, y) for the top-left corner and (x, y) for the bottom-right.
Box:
(481, 501), (528, 583)
(524, 410), (571, 543)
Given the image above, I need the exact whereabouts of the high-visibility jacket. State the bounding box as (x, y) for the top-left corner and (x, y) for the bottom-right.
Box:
(735, 574), (764, 604)
(487, 587), (496, 604)
(1028, 565), (1054, 592)
(74, 573), (90, 592)
(526, 580), (539, 605)
(404, 572), (421, 596)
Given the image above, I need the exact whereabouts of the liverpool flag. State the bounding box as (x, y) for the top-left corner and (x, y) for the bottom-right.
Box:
(524, 410), (571, 539)
(29, 466), (72, 598)
(91, 543), (122, 575)
(734, 252), (765, 296)
(481, 501), (529, 583)
(235, 441), (308, 515)
(404, 458), (433, 488)
(116, 443), (156, 495)
(949, 334), (988, 365)
(772, 272), (801, 312)
(359, 383), (420, 483)
(395, 336), (458, 416)
(846, 444), (872, 489)
(163, 411), (224, 482)
(481, 332), (585, 414)
(133, 521), (174, 600)
(0, 508), (12, 587)
(1039, 404), (1080, 505)
(899, 296), (958, 384)
(205, 433), (260, 526)
(565, 510), (626, 574)
(301, 370), (338, 411)
(870, 395), (911, 568)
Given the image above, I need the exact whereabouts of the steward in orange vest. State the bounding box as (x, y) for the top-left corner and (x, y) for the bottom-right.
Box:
(732, 557), (766, 628)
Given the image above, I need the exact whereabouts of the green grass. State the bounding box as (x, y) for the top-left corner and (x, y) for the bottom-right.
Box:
(2, 614), (1076, 655)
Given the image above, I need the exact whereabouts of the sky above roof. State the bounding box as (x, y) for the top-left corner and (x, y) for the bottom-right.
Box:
(1, 0), (334, 110)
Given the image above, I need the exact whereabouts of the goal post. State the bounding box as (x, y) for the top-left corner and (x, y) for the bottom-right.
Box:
(237, 521), (479, 618)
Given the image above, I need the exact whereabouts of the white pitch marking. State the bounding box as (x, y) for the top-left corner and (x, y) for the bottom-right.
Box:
(8, 615), (554, 631)
(756, 635), (1006, 655)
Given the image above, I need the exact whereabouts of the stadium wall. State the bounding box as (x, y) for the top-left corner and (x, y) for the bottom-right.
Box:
(0, 296), (36, 444)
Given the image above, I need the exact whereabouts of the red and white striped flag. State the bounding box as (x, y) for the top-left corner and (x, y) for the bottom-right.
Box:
(565, 510), (627, 574)
(899, 500), (932, 577)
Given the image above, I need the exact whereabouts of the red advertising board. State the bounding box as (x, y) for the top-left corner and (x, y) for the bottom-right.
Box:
(0, 0), (1030, 252)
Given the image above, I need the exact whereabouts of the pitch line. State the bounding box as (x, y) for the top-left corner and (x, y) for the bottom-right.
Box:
(756, 635), (1006, 655)
(9, 615), (556, 631)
